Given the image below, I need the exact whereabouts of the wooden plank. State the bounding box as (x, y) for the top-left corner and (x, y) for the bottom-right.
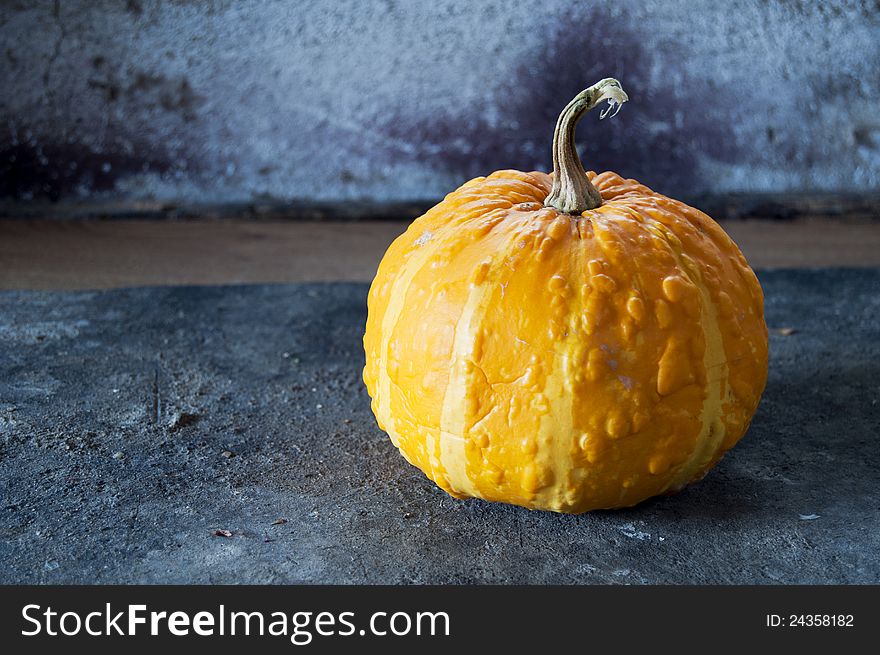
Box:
(1, 218), (878, 291)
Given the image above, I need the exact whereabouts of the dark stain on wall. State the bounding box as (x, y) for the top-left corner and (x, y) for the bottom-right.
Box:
(0, 140), (174, 201)
(87, 58), (204, 123)
(2, 43), (203, 200)
(378, 9), (742, 197)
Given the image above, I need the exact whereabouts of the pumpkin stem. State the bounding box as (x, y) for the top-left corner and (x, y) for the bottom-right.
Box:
(545, 78), (629, 214)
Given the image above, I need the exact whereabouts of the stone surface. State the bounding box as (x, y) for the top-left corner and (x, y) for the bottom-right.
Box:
(0, 269), (878, 584)
(2, 1), (879, 203)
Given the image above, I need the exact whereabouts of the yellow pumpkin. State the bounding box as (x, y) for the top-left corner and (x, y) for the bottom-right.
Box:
(364, 79), (768, 513)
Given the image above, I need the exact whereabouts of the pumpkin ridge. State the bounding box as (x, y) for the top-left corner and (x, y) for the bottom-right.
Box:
(372, 198), (494, 488)
(534, 214), (579, 510)
(587, 210), (673, 507)
(653, 219), (731, 490)
(437, 209), (533, 498)
(639, 200), (768, 453)
(584, 207), (659, 508)
(547, 216), (606, 508)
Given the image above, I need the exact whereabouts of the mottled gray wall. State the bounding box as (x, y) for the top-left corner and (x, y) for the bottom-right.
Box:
(2, 0), (879, 204)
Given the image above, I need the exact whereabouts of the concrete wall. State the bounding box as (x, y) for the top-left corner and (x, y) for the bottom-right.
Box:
(2, 0), (879, 204)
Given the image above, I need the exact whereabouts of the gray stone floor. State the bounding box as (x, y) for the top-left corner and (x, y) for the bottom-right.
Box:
(1, 270), (878, 584)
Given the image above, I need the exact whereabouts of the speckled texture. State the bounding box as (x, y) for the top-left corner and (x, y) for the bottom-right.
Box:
(363, 170), (768, 512)
(0, 271), (877, 584)
(1, 1), (879, 203)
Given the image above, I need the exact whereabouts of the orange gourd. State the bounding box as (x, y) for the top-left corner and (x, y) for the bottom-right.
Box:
(363, 79), (768, 513)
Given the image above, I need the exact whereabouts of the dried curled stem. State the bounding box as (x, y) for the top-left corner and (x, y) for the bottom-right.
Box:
(544, 78), (629, 214)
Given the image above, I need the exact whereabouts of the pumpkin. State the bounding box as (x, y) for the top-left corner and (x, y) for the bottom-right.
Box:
(363, 78), (768, 513)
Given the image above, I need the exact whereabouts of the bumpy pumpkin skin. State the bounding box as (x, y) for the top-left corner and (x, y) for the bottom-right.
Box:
(364, 170), (768, 513)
